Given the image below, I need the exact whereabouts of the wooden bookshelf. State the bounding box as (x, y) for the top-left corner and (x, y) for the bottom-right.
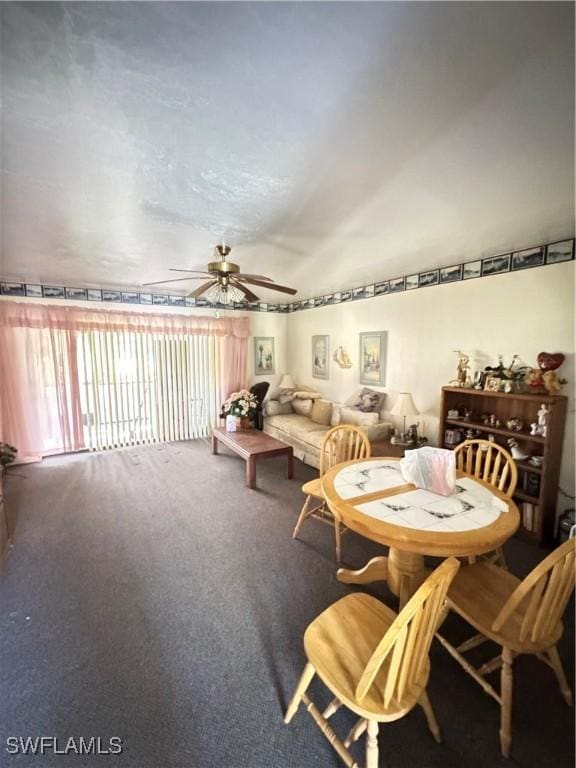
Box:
(439, 386), (567, 545)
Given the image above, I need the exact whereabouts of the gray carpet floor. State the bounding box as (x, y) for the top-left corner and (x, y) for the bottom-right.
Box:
(0, 440), (574, 768)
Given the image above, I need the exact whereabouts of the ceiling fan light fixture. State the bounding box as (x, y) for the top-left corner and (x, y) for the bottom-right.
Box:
(204, 283), (245, 306)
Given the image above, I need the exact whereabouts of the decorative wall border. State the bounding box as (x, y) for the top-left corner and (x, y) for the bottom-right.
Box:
(1, 237), (573, 313)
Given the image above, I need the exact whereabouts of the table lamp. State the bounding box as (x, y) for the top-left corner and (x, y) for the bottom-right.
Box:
(390, 392), (419, 444)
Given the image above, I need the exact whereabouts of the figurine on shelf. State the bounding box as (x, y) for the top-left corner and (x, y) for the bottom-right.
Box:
(507, 438), (529, 461)
(526, 368), (545, 392)
(537, 352), (565, 372)
(473, 370), (484, 390)
(538, 403), (549, 424)
(541, 370), (563, 395)
(447, 409), (460, 419)
(450, 350), (472, 388)
(527, 352), (567, 395)
(506, 418), (523, 432)
(530, 404), (549, 438)
(463, 408), (473, 421)
(538, 403), (548, 437)
(465, 428), (481, 440)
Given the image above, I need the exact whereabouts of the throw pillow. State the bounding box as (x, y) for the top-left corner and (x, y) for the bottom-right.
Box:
(293, 390), (322, 400)
(330, 402), (343, 427)
(264, 400), (294, 416)
(345, 387), (386, 413)
(292, 398), (314, 416)
(355, 390), (381, 412)
(310, 399), (333, 426)
(340, 406), (379, 428)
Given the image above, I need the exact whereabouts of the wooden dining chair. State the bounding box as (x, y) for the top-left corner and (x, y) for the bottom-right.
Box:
(292, 424), (371, 562)
(285, 557), (460, 768)
(454, 439), (518, 568)
(436, 539), (575, 758)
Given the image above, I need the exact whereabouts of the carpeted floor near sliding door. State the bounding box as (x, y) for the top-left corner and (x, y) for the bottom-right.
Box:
(1, 441), (574, 768)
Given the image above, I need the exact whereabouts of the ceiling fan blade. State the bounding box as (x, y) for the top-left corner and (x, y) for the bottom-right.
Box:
(169, 268), (211, 275)
(237, 277), (297, 295)
(188, 280), (218, 298)
(142, 276), (209, 287)
(236, 273), (273, 281)
(230, 280), (260, 303)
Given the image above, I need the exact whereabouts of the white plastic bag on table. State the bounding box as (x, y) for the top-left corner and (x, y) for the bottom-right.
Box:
(400, 447), (456, 496)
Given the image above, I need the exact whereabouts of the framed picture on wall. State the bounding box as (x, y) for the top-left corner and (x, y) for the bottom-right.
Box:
(511, 247), (544, 271)
(312, 335), (330, 379)
(463, 260), (481, 280)
(405, 274), (419, 290)
(359, 331), (387, 386)
(546, 239), (574, 264)
(254, 337), (275, 375)
(439, 264), (463, 284)
(481, 254), (510, 276)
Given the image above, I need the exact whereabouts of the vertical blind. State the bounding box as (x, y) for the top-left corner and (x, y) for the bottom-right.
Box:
(77, 330), (222, 451)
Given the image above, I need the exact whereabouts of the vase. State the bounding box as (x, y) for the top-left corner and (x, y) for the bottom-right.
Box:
(226, 415), (240, 432)
(240, 417), (252, 430)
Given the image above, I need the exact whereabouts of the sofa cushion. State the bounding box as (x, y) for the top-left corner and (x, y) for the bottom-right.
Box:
(264, 400), (293, 416)
(293, 389), (322, 400)
(292, 398), (314, 416)
(340, 406), (380, 428)
(264, 417), (326, 470)
(311, 399), (333, 426)
(265, 414), (327, 439)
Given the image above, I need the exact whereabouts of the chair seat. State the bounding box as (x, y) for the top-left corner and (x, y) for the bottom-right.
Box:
(301, 477), (323, 498)
(304, 593), (429, 720)
(447, 562), (563, 653)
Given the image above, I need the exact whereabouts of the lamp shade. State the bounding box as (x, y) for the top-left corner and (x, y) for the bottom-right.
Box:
(279, 374), (295, 390)
(390, 392), (419, 417)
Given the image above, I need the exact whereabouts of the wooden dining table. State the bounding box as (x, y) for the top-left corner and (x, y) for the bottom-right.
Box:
(322, 457), (520, 607)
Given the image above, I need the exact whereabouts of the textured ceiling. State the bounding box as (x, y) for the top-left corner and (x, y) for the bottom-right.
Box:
(0, 1), (574, 300)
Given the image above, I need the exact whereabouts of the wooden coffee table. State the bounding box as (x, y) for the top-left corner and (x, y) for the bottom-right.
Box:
(211, 428), (294, 489)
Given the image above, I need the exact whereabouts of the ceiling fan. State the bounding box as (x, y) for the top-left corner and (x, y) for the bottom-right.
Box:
(143, 244), (297, 305)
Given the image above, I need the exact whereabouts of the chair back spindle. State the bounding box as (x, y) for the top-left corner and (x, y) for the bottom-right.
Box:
(492, 539), (576, 644)
(454, 440), (518, 497)
(356, 558), (460, 707)
(319, 425), (371, 478)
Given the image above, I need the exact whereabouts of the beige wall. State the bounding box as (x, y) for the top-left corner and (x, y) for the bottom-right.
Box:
(286, 262), (575, 509)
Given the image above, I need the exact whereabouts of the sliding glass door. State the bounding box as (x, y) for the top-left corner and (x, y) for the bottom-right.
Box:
(77, 330), (221, 451)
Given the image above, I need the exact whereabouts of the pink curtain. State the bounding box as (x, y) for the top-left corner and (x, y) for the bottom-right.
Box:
(0, 302), (249, 459)
(0, 301), (250, 338)
(0, 325), (84, 460)
(220, 335), (248, 403)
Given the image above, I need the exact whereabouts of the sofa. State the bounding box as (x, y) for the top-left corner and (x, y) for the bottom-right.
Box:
(263, 386), (392, 469)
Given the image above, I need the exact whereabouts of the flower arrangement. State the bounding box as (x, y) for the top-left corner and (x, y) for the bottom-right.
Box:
(222, 390), (258, 418)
